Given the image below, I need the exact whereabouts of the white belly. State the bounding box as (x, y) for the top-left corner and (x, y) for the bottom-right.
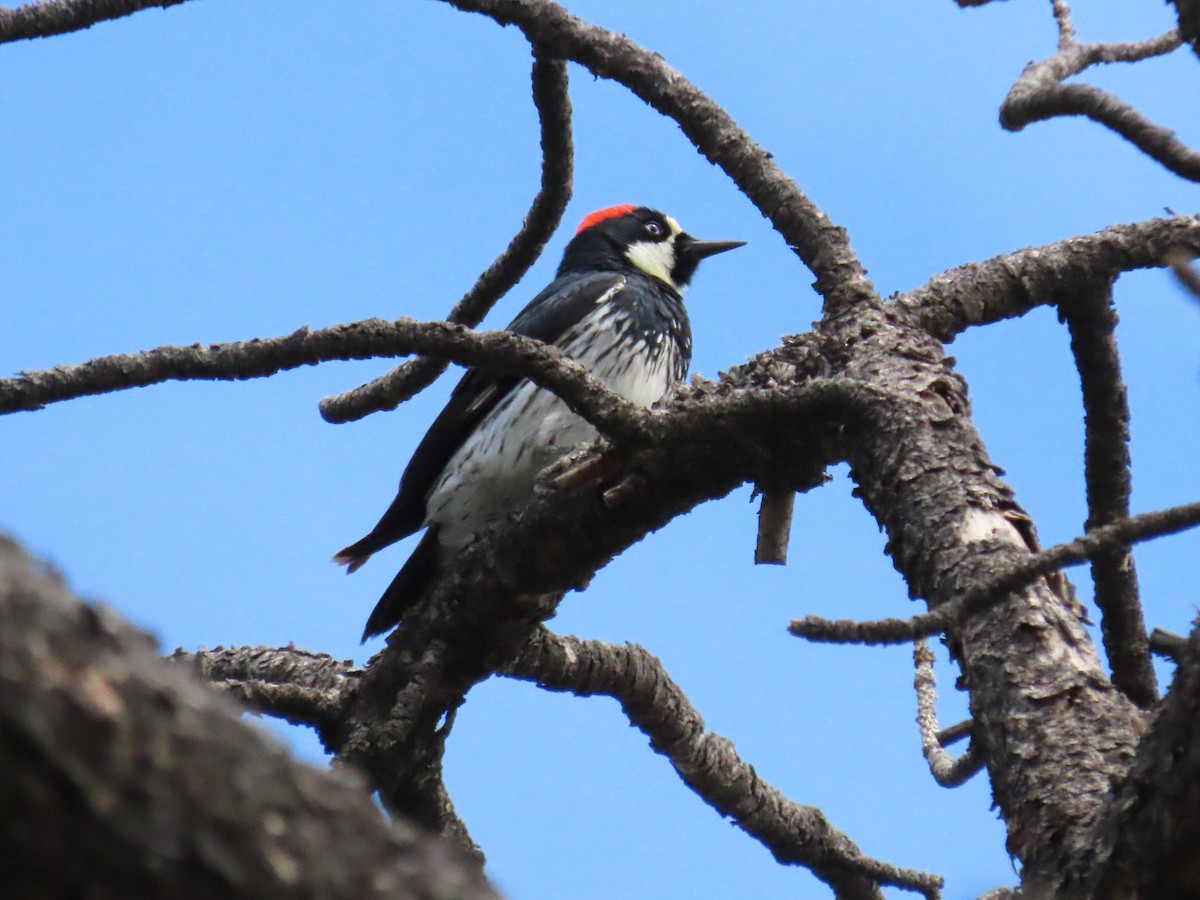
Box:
(426, 310), (681, 550)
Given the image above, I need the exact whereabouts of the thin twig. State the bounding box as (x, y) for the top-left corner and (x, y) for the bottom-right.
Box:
(0, 318), (653, 443)
(170, 645), (355, 736)
(319, 51), (574, 424)
(1060, 283), (1157, 707)
(913, 641), (985, 787)
(790, 499), (1200, 646)
(504, 626), (943, 899)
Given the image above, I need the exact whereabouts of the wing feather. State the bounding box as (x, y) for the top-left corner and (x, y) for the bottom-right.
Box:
(334, 271), (626, 566)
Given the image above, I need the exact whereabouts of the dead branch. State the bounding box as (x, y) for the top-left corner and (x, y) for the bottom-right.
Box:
(505, 626), (943, 899)
(913, 641), (985, 787)
(755, 488), (796, 564)
(1059, 282), (1156, 707)
(171, 645), (356, 734)
(0, 318), (653, 443)
(899, 215), (1200, 341)
(791, 498), (1200, 647)
(997, 4), (1195, 181)
(0, 0), (189, 43)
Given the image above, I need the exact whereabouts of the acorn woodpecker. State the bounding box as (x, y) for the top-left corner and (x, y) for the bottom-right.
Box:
(335, 204), (744, 640)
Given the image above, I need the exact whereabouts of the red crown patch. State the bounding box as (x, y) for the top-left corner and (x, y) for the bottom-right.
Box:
(575, 204), (637, 235)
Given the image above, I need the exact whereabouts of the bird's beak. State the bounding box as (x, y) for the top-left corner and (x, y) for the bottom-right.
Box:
(684, 239), (746, 260)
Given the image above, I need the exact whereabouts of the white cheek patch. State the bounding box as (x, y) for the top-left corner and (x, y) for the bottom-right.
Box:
(625, 237), (677, 288)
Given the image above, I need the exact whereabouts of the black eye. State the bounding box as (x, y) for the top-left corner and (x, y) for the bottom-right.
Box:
(645, 221), (663, 237)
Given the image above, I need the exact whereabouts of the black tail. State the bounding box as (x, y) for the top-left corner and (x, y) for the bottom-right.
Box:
(361, 529), (441, 641)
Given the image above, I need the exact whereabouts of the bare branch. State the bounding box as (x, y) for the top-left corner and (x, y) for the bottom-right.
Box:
(1050, 0), (1074, 48)
(170, 645), (355, 735)
(1060, 283), (1157, 707)
(754, 488), (795, 565)
(936, 719), (973, 748)
(0, 318), (653, 443)
(1150, 627), (1189, 662)
(791, 499), (1200, 646)
(439, 0), (876, 312)
(913, 640), (985, 787)
(999, 20), (1196, 181)
(504, 626), (943, 899)
(898, 215), (1200, 341)
(319, 51), (574, 424)
(0, 0), (189, 43)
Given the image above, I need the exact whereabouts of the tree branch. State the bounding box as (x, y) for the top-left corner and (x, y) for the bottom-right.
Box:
(998, 14), (1195, 181)
(0, 0), (189, 43)
(790, 499), (1200, 646)
(1150, 627), (1189, 662)
(1059, 282), (1157, 707)
(0, 318), (653, 444)
(913, 641), (985, 787)
(898, 214), (1200, 341)
(170, 645), (356, 736)
(504, 626), (943, 899)
(754, 487), (795, 564)
(318, 51), (574, 424)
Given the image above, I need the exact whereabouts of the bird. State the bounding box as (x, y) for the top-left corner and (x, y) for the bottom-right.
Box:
(335, 204), (744, 640)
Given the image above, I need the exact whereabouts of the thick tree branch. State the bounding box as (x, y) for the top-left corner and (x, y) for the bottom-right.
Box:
(898, 214), (1200, 341)
(821, 298), (1143, 894)
(319, 51), (574, 424)
(504, 626), (942, 899)
(791, 498), (1200, 647)
(0, 0), (188, 43)
(1060, 283), (1156, 707)
(439, 0), (875, 312)
(913, 641), (985, 787)
(0, 318), (653, 444)
(0, 536), (498, 899)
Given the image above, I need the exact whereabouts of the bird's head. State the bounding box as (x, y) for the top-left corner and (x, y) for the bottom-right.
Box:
(558, 205), (745, 290)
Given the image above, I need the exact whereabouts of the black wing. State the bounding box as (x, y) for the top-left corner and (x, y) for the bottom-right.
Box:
(334, 271), (625, 567)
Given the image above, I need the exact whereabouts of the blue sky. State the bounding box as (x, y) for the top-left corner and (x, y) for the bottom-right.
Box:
(3, 1), (1198, 896)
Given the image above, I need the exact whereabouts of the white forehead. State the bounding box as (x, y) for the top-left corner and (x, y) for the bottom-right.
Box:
(665, 215), (682, 236)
